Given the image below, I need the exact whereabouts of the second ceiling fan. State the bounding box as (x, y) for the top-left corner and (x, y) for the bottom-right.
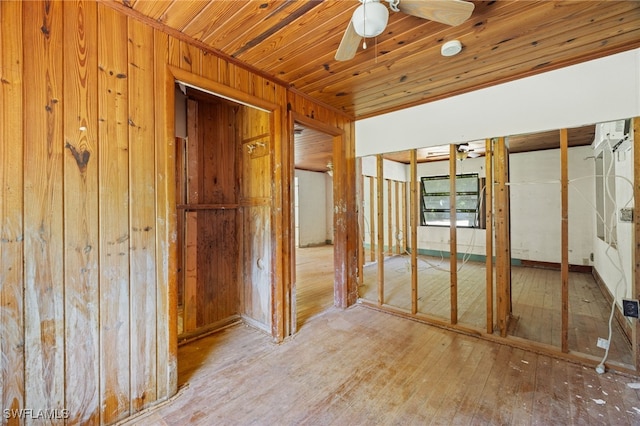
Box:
(335, 0), (475, 61)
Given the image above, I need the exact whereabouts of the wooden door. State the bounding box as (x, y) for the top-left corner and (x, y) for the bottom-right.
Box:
(178, 93), (241, 337)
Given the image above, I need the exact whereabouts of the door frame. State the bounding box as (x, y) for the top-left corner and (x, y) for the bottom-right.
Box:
(287, 112), (350, 335)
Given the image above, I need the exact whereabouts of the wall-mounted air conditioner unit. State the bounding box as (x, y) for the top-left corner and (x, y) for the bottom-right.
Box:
(592, 119), (631, 151)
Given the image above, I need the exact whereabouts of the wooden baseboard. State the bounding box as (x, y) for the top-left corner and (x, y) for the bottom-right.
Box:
(519, 259), (592, 274)
(592, 268), (632, 345)
(241, 315), (271, 334)
(178, 315), (243, 346)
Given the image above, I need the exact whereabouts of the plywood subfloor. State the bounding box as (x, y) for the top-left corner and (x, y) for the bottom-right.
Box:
(360, 254), (633, 367)
(118, 305), (640, 425)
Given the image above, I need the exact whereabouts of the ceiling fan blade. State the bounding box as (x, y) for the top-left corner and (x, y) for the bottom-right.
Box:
(335, 20), (362, 61)
(397, 0), (475, 26)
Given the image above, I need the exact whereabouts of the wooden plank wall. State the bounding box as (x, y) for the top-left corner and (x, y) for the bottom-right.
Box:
(175, 94), (243, 333)
(239, 106), (272, 331)
(0, 2), (24, 424)
(0, 1), (356, 424)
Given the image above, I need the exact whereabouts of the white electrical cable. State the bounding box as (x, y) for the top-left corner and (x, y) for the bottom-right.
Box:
(593, 138), (633, 374)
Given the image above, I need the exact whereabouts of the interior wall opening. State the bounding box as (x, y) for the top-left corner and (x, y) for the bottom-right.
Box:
(293, 122), (336, 329)
(357, 119), (635, 371)
(173, 82), (274, 386)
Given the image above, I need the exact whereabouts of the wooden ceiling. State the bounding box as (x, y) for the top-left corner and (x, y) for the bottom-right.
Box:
(115, 0), (640, 120)
(113, 0), (639, 170)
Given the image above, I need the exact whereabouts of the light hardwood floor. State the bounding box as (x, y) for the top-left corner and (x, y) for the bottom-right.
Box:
(360, 254), (633, 367)
(119, 304), (640, 425)
(295, 245), (335, 329)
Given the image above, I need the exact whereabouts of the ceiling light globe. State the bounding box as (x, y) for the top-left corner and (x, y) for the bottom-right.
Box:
(352, 1), (389, 38)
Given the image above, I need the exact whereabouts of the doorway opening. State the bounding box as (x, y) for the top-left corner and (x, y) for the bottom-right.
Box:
(174, 82), (274, 356)
(293, 122), (336, 329)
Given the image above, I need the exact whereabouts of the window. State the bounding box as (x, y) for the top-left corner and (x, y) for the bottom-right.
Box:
(420, 173), (482, 228)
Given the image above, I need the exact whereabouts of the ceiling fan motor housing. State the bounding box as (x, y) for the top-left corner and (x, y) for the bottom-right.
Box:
(352, 0), (389, 38)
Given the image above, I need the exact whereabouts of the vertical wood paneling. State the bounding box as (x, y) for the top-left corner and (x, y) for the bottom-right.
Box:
(62, 1), (100, 423)
(195, 99), (239, 327)
(0, 1), (24, 423)
(197, 210), (238, 325)
(22, 1), (65, 420)
(153, 29), (177, 401)
(184, 98), (198, 332)
(2, 2), (358, 419)
(200, 51), (220, 82)
(239, 105), (273, 331)
(179, 40), (201, 75)
(97, 4), (130, 423)
(184, 211), (198, 332)
(167, 36), (181, 68)
(128, 17), (157, 412)
(201, 102), (236, 205)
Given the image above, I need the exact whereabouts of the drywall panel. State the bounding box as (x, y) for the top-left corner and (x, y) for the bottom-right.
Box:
(361, 156), (408, 181)
(296, 169), (328, 247)
(405, 146), (595, 264)
(510, 145), (595, 265)
(325, 174), (334, 243)
(356, 49), (640, 157)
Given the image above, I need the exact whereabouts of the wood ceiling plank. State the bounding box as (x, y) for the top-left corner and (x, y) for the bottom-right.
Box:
(237, 1), (355, 68)
(317, 2), (639, 116)
(179, 1), (253, 42)
(230, 0), (327, 58)
(281, 0), (513, 82)
(350, 24), (640, 118)
(161, 0), (210, 31)
(130, 0), (174, 21)
(200, 1), (299, 52)
(285, 1), (537, 95)
(309, 2), (637, 113)
(326, 7), (640, 116)
(119, 0), (640, 119)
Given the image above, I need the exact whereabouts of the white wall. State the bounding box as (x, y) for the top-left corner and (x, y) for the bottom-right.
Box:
(325, 175), (334, 243)
(360, 146), (595, 265)
(361, 156), (408, 181)
(509, 146), (595, 265)
(361, 156), (410, 251)
(356, 49), (640, 157)
(295, 169), (332, 247)
(592, 124), (634, 304)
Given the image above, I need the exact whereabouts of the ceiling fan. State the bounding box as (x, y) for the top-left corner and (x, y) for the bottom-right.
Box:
(335, 0), (475, 61)
(456, 143), (481, 160)
(423, 142), (482, 160)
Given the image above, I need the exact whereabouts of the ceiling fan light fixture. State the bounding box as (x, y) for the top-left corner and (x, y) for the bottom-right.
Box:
(352, 0), (389, 38)
(441, 39), (463, 57)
